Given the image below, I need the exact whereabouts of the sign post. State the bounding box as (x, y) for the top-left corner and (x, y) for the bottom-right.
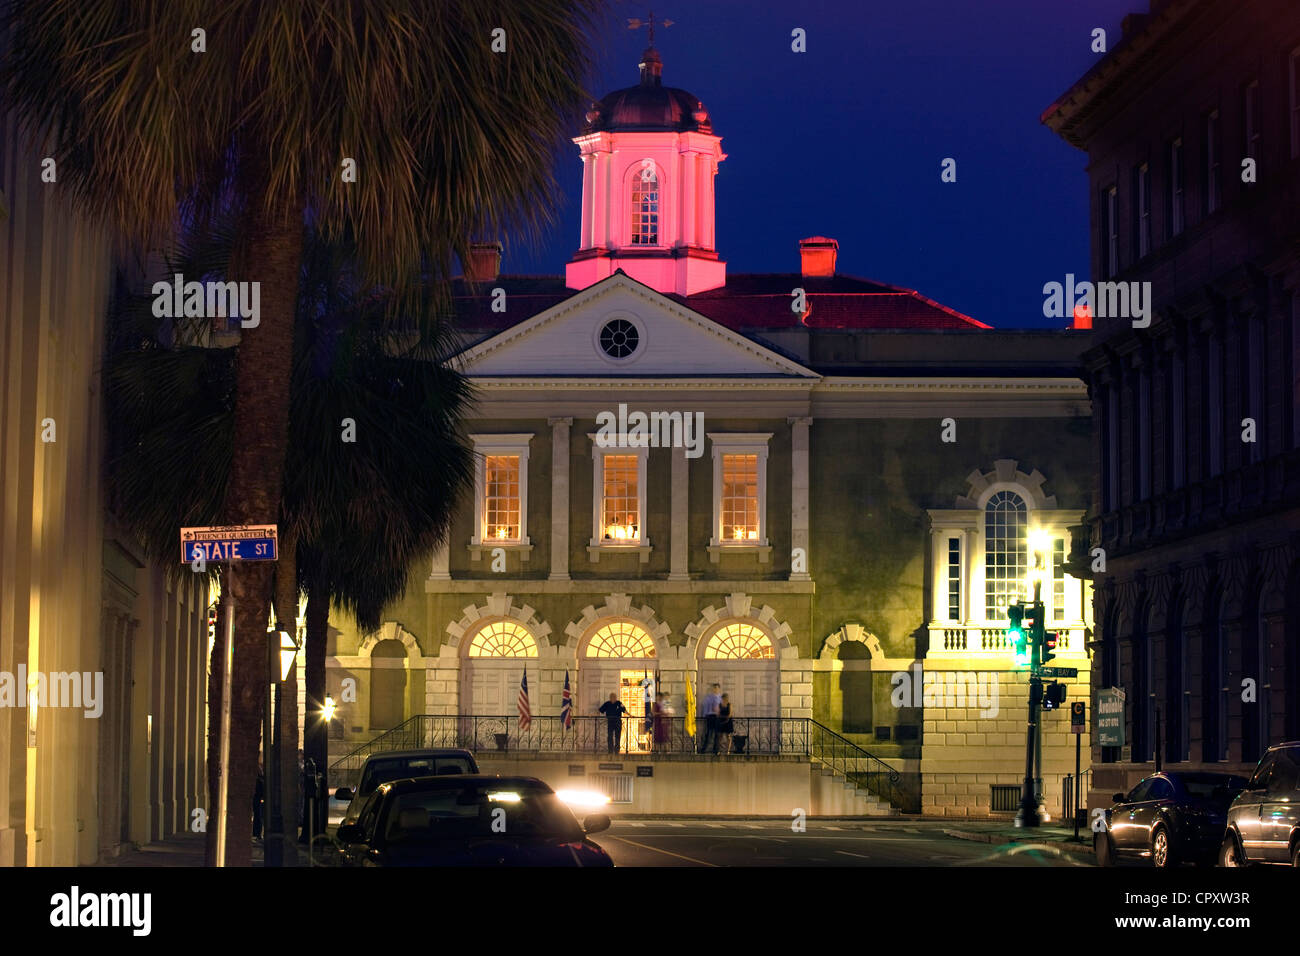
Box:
(1070, 700), (1086, 840)
(182, 525), (278, 866)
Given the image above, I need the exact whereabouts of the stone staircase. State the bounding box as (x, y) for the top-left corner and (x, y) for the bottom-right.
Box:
(811, 763), (901, 816)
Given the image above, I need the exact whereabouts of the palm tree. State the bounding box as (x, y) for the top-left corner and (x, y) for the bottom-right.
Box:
(105, 219), (476, 867)
(5, 0), (600, 865)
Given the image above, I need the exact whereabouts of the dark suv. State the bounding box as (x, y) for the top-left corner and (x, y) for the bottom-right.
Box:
(335, 748), (479, 828)
(1219, 741), (1300, 867)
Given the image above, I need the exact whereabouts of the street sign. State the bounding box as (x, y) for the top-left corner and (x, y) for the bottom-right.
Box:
(1036, 666), (1078, 678)
(1097, 687), (1126, 747)
(1070, 701), (1086, 734)
(180, 525), (278, 563)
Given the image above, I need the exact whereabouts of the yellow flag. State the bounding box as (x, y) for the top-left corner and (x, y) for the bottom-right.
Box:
(684, 675), (696, 739)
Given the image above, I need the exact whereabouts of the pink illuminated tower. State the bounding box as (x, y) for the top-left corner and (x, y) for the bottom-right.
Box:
(565, 40), (727, 295)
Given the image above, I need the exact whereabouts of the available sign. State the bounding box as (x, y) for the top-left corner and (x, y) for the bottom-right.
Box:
(1096, 687), (1125, 747)
(180, 525), (278, 563)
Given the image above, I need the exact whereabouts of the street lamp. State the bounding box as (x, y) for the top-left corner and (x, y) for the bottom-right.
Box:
(1015, 530), (1052, 829)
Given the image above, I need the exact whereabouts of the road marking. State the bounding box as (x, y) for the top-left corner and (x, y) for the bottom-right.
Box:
(824, 826), (843, 831)
(668, 823), (684, 828)
(606, 836), (718, 867)
(625, 822), (645, 827)
(835, 850), (871, 859)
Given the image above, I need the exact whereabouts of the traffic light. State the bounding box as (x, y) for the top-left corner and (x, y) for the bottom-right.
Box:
(1042, 681), (1067, 710)
(1007, 603), (1029, 666)
(1041, 630), (1057, 665)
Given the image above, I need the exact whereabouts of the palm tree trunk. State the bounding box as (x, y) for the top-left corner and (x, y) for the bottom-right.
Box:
(219, 156), (304, 865)
(204, 592), (228, 866)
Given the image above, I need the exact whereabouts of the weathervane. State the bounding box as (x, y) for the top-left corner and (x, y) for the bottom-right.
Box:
(628, 11), (673, 47)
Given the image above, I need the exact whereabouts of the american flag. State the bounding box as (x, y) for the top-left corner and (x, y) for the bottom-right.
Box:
(560, 670), (572, 729)
(517, 668), (531, 730)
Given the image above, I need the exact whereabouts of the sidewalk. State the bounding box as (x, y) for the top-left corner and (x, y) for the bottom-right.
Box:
(938, 820), (1096, 859)
(91, 832), (273, 867)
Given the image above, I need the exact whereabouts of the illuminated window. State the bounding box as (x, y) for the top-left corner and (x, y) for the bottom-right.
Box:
(703, 622), (774, 660)
(588, 443), (649, 553)
(984, 490), (1028, 620)
(631, 166), (659, 245)
(484, 455), (520, 540)
(709, 434), (770, 548)
(469, 434), (532, 548)
(467, 621), (538, 658)
(1052, 537), (1065, 622)
(585, 621), (657, 658)
(601, 454), (640, 541)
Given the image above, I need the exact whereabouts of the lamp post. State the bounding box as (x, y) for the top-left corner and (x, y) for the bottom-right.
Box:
(265, 627), (299, 866)
(1015, 532), (1051, 828)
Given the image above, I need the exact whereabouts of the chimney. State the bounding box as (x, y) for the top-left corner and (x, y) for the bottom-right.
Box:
(464, 241), (502, 282)
(799, 237), (838, 277)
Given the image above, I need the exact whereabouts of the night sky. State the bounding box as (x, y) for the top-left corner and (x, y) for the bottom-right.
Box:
(506, 0), (1143, 329)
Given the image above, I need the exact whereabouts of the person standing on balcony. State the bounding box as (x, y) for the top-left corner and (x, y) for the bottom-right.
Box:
(651, 693), (670, 753)
(700, 683), (722, 754)
(598, 692), (628, 754)
(718, 693), (734, 755)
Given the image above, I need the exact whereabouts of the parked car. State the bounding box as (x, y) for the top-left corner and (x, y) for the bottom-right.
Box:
(1219, 741), (1300, 867)
(334, 748), (479, 827)
(1094, 770), (1249, 867)
(331, 775), (614, 866)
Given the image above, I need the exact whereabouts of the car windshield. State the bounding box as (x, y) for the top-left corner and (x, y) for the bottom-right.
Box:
(359, 756), (474, 795)
(382, 785), (584, 844)
(1179, 774), (1249, 800)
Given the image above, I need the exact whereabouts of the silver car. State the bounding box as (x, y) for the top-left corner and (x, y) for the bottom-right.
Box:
(1219, 741), (1300, 866)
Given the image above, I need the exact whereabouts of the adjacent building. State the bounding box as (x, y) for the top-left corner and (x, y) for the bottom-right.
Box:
(1043, 0), (1300, 810)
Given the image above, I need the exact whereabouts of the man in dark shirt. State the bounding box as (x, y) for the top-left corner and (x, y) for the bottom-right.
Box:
(598, 693), (628, 754)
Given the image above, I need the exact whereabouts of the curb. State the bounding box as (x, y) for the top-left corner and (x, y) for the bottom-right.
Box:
(942, 828), (1096, 858)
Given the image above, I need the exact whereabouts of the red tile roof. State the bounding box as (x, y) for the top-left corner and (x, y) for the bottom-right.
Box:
(448, 272), (989, 331)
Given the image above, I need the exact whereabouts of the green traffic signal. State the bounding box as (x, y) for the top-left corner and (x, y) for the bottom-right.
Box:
(1007, 603), (1029, 666)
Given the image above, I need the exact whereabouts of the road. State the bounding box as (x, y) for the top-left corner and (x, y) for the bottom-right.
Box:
(596, 819), (1094, 867)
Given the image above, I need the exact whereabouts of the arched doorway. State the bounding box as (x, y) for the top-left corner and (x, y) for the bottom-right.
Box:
(697, 621), (778, 720)
(368, 639), (407, 732)
(579, 620), (657, 753)
(460, 619), (540, 715)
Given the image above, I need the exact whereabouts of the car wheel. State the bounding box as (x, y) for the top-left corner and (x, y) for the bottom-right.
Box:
(1151, 826), (1173, 868)
(1218, 831), (1249, 868)
(1095, 831), (1116, 867)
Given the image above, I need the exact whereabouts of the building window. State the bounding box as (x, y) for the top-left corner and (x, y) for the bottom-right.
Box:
(598, 318), (639, 359)
(709, 434), (771, 547)
(1168, 137), (1184, 237)
(585, 620), (657, 658)
(1205, 109), (1221, 214)
(1291, 48), (1300, 158)
(984, 490), (1028, 621)
(947, 537), (961, 621)
(631, 166), (659, 245)
(589, 444), (649, 549)
(1135, 163), (1151, 258)
(1102, 185), (1119, 278)
(1052, 537), (1065, 621)
(703, 622), (775, 660)
(467, 621), (539, 658)
(1244, 80), (1260, 163)
(470, 434), (532, 547)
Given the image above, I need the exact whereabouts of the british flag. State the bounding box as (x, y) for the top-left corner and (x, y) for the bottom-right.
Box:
(517, 668), (531, 730)
(560, 670), (572, 729)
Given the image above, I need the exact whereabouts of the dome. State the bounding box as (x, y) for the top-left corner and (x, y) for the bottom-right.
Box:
(582, 47), (713, 134)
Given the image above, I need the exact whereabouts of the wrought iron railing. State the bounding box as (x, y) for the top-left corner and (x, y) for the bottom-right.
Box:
(328, 715), (904, 810)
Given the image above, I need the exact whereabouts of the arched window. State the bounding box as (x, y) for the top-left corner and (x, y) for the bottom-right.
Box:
(984, 490), (1028, 620)
(630, 167), (659, 245)
(467, 621), (538, 658)
(703, 622), (775, 660)
(585, 620), (656, 657)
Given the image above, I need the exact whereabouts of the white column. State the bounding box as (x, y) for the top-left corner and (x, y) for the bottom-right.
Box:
(549, 417), (572, 581)
(788, 417), (810, 581)
(681, 150), (697, 248)
(580, 154), (594, 249)
(429, 541), (450, 581)
(669, 446), (689, 581)
(698, 155), (713, 249)
(593, 151), (609, 248)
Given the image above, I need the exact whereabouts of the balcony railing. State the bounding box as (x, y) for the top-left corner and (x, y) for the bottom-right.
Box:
(926, 623), (1086, 657)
